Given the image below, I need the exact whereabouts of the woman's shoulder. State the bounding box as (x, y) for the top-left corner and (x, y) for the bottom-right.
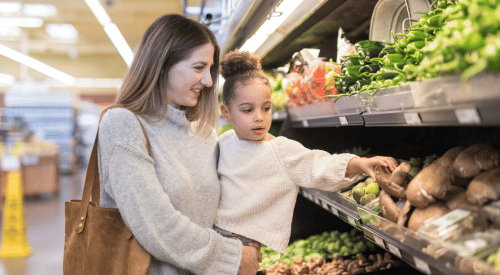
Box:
(99, 108), (142, 140)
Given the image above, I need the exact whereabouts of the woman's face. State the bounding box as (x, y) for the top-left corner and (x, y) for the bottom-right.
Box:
(166, 43), (215, 108)
(221, 79), (273, 141)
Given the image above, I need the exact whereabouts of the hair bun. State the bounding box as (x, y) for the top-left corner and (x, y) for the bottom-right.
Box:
(220, 50), (262, 79)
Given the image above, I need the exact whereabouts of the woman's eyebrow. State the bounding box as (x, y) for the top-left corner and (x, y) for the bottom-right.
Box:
(194, 61), (209, 66)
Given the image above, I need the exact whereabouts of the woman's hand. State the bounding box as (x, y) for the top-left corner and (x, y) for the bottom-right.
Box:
(346, 156), (398, 180)
(238, 245), (261, 275)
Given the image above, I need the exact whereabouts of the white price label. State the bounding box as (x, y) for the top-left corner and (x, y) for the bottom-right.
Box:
(347, 216), (357, 227)
(455, 108), (481, 124)
(373, 235), (385, 248)
(302, 120), (309, 127)
(331, 208), (339, 216)
(22, 155), (39, 166)
(314, 197), (320, 205)
(414, 257), (431, 274)
(387, 242), (402, 258)
(321, 201), (329, 211)
(339, 116), (348, 125)
(404, 112), (422, 125)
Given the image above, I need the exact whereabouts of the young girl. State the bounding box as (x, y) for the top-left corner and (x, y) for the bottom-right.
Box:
(216, 50), (398, 254)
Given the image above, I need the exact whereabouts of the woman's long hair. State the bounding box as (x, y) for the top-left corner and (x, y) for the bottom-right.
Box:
(103, 14), (220, 137)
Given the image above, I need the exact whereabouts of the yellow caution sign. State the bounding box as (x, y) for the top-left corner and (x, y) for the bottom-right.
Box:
(0, 171), (32, 257)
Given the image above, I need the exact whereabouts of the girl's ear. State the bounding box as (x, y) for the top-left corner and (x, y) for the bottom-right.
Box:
(220, 104), (230, 123)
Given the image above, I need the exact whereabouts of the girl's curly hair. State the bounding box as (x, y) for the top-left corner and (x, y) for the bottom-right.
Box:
(220, 50), (270, 105)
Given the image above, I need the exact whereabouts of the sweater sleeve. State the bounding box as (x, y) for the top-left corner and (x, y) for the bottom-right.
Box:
(98, 109), (241, 275)
(271, 137), (360, 192)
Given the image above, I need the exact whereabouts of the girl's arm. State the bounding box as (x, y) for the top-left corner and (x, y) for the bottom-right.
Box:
(346, 156), (398, 180)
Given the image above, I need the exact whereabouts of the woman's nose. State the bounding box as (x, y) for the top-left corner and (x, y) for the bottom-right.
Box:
(201, 69), (212, 87)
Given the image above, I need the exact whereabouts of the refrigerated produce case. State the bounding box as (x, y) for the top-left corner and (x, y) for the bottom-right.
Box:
(223, 0), (500, 274)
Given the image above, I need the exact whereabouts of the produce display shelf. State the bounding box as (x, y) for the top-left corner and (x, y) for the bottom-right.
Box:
(272, 110), (287, 122)
(300, 187), (362, 230)
(286, 73), (500, 128)
(291, 113), (364, 128)
(362, 100), (500, 127)
(298, 187), (500, 275)
(361, 224), (465, 275)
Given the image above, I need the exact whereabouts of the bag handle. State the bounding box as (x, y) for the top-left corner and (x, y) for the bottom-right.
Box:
(76, 115), (150, 233)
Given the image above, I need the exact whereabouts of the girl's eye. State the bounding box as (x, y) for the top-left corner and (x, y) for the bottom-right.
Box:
(242, 109), (252, 113)
(263, 107), (271, 112)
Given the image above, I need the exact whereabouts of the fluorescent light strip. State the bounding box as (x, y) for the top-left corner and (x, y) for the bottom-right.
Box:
(0, 72), (15, 85)
(240, 0), (305, 53)
(84, 0), (111, 25)
(104, 23), (133, 67)
(0, 17), (44, 28)
(84, 0), (133, 67)
(0, 43), (76, 85)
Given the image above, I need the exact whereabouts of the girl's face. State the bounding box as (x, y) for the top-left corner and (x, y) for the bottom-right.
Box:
(166, 43), (214, 108)
(221, 79), (273, 141)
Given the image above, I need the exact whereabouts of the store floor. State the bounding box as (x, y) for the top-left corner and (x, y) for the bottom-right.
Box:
(0, 168), (86, 275)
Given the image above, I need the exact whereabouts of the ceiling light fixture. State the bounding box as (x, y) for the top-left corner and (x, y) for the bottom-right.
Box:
(103, 23), (133, 67)
(0, 43), (76, 85)
(84, 0), (133, 67)
(0, 72), (15, 85)
(0, 17), (44, 28)
(83, 0), (111, 25)
(45, 23), (78, 41)
(0, 1), (22, 14)
(240, 0), (305, 53)
(23, 3), (57, 17)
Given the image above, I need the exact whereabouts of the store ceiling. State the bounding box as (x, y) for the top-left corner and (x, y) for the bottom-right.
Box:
(0, 0), (207, 88)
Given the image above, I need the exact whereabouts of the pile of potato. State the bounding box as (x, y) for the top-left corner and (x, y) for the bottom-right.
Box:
(261, 252), (402, 275)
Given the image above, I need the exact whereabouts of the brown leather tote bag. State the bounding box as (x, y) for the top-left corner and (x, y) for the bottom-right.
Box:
(64, 117), (151, 275)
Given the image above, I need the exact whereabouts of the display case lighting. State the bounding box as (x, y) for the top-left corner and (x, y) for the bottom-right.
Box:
(0, 43), (76, 85)
(240, 0), (305, 53)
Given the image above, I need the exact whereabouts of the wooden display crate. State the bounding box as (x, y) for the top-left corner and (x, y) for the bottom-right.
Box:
(0, 153), (60, 199)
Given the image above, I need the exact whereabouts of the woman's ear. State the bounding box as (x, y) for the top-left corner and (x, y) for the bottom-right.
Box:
(220, 104), (230, 123)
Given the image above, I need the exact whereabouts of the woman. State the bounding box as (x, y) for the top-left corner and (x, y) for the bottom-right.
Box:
(98, 14), (261, 275)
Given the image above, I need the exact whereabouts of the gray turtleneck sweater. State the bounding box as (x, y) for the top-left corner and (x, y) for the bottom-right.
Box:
(98, 107), (241, 275)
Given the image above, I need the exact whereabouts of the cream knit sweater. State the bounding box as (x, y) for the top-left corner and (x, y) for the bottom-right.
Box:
(98, 107), (241, 275)
(216, 130), (359, 254)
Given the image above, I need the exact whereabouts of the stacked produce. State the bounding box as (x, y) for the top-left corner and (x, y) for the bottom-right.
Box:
(260, 229), (374, 268)
(268, 72), (288, 111)
(407, 0), (500, 81)
(342, 177), (380, 207)
(374, 144), (500, 233)
(326, 0), (453, 99)
(261, 251), (403, 275)
(282, 51), (341, 108)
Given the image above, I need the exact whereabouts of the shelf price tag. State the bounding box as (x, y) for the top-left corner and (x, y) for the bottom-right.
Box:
(330, 207), (339, 216)
(455, 108), (481, 124)
(414, 257), (431, 274)
(339, 116), (348, 125)
(387, 242), (402, 258)
(302, 120), (309, 127)
(347, 216), (357, 227)
(321, 201), (329, 211)
(313, 197), (320, 205)
(404, 112), (422, 125)
(373, 235), (385, 248)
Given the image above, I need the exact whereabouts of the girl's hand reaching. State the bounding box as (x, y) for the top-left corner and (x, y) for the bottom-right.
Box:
(346, 156), (398, 180)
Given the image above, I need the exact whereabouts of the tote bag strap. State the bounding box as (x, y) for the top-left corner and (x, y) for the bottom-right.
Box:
(76, 115), (150, 233)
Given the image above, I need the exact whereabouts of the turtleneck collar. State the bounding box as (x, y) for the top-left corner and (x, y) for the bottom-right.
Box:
(165, 105), (190, 128)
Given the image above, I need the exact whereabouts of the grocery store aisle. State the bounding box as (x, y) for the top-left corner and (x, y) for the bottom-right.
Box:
(0, 168), (86, 275)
